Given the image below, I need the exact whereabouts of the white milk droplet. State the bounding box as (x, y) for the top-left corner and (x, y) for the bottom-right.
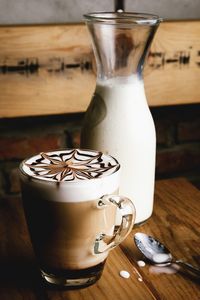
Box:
(132, 266), (143, 282)
(119, 270), (130, 279)
(137, 260), (146, 267)
(138, 277), (143, 282)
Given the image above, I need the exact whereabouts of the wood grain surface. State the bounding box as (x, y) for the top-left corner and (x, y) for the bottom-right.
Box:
(0, 178), (199, 299)
(0, 21), (200, 118)
(122, 178), (200, 300)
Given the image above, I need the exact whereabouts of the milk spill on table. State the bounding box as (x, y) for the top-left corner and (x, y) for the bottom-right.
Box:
(81, 75), (156, 224)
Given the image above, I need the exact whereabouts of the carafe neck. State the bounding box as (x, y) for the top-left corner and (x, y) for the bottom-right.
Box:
(85, 12), (161, 80)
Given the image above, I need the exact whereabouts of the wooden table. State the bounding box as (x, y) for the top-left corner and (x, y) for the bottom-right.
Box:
(0, 178), (199, 300)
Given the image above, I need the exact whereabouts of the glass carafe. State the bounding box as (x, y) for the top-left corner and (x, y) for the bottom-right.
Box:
(81, 12), (162, 224)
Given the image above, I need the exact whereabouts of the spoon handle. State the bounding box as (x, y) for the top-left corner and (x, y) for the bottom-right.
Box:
(175, 260), (200, 277)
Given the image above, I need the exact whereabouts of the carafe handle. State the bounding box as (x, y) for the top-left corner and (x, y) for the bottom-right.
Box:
(94, 195), (135, 254)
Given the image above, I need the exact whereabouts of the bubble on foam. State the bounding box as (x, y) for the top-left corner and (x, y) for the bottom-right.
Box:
(22, 149), (120, 182)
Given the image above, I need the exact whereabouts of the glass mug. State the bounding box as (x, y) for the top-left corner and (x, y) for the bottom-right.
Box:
(19, 149), (135, 288)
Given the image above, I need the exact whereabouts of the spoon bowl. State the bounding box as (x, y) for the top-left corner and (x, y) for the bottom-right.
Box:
(134, 232), (172, 266)
(134, 232), (200, 276)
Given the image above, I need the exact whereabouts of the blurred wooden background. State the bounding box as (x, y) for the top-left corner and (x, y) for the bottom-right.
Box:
(0, 20), (199, 118)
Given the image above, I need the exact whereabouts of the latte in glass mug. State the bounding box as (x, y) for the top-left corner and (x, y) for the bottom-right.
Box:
(20, 149), (135, 288)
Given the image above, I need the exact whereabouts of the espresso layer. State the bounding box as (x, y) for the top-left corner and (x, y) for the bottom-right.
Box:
(22, 191), (118, 270)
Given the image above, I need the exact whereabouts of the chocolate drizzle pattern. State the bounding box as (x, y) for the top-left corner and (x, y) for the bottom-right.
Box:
(24, 149), (119, 182)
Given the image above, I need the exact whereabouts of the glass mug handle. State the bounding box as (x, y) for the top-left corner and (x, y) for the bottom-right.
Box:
(94, 195), (136, 254)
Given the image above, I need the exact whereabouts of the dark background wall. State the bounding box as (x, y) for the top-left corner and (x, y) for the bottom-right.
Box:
(0, 104), (200, 197)
(0, 0), (199, 25)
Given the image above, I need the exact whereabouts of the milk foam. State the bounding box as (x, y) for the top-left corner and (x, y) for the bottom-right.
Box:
(20, 149), (120, 202)
(22, 149), (119, 182)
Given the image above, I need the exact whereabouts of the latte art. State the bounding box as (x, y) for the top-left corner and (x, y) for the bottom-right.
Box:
(23, 149), (120, 182)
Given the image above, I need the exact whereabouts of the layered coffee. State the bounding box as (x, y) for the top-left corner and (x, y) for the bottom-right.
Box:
(20, 149), (121, 286)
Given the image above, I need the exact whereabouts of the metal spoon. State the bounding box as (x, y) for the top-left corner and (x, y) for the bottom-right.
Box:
(134, 232), (200, 277)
